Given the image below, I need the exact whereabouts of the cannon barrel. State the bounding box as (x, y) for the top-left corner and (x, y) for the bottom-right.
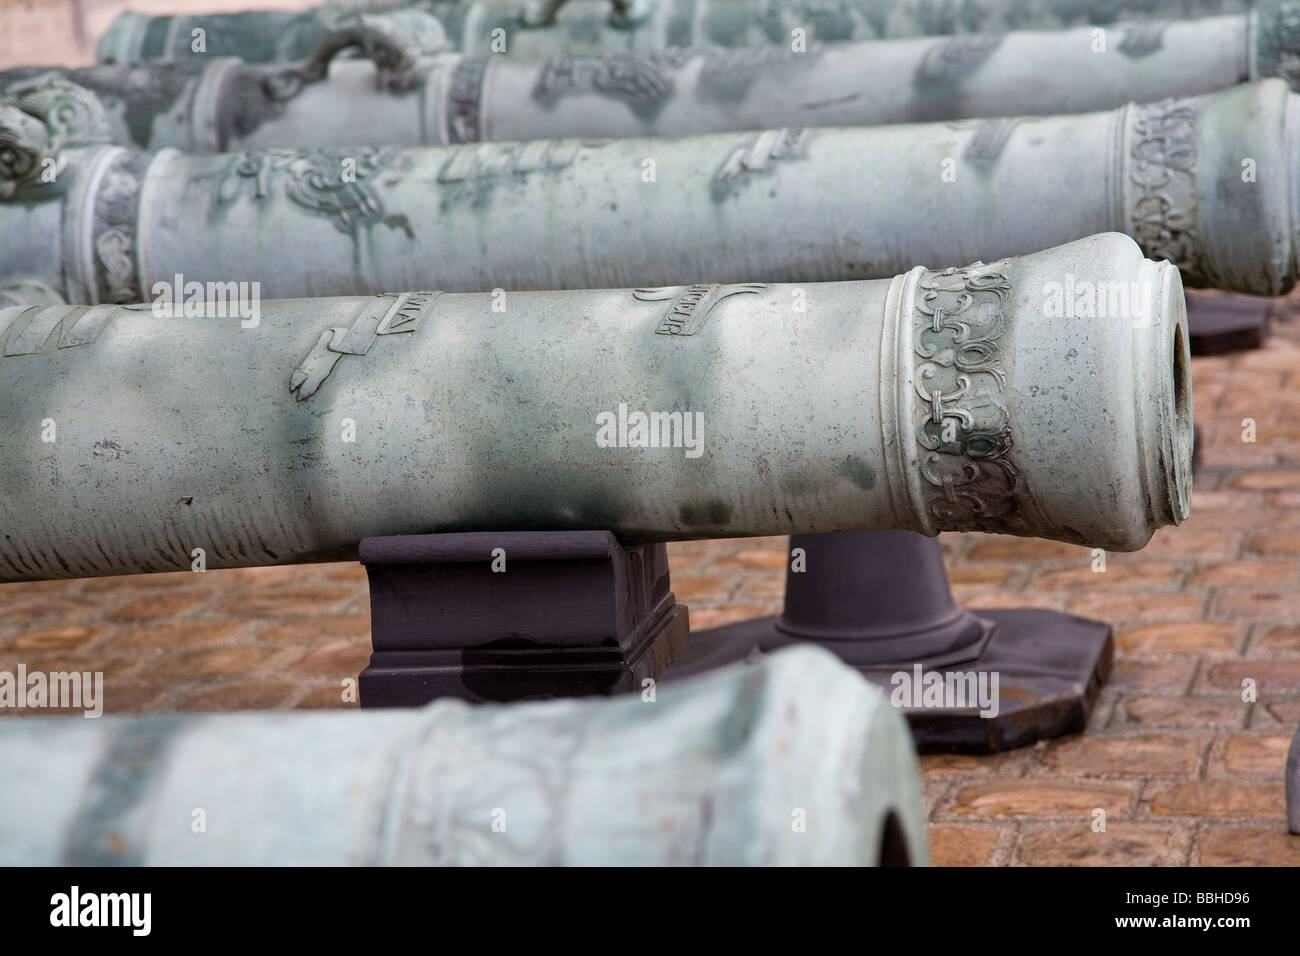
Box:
(96, 0), (1255, 63)
(0, 81), (1295, 301)
(15, 5), (1300, 154)
(0, 234), (1189, 583)
(0, 646), (929, 866)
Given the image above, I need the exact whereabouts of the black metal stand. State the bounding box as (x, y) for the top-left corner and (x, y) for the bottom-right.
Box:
(358, 530), (689, 707)
(1186, 292), (1270, 355)
(662, 530), (1112, 753)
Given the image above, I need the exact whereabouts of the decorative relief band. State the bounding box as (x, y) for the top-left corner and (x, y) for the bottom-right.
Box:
(217, 146), (397, 233)
(910, 262), (1027, 533)
(1125, 96), (1201, 282)
(291, 290), (442, 400)
(446, 56), (488, 144)
(92, 150), (149, 304)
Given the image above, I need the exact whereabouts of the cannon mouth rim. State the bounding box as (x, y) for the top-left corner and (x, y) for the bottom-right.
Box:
(1154, 259), (1194, 528)
(1170, 319), (1193, 518)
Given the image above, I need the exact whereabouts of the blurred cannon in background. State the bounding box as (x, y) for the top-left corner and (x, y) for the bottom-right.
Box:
(15, 4), (1300, 152)
(96, 0), (1257, 63)
(0, 81), (1294, 304)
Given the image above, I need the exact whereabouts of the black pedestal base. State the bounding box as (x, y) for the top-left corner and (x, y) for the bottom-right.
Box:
(1186, 292), (1270, 355)
(664, 607), (1111, 753)
(662, 530), (1112, 754)
(358, 531), (689, 707)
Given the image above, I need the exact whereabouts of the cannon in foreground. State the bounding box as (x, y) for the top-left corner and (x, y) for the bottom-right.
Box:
(0, 645), (928, 866)
(15, 5), (1300, 154)
(96, 0), (1252, 63)
(0, 234), (1189, 583)
(0, 81), (1293, 302)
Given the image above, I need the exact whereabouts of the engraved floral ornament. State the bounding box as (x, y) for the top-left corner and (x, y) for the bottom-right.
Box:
(912, 262), (1027, 534)
(1127, 97), (1200, 281)
(0, 73), (113, 200)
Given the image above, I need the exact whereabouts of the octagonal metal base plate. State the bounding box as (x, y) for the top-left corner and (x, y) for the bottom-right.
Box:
(663, 607), (1112, 754)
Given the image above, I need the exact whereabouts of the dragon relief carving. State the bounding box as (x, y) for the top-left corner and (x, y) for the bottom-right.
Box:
(910, 262), (1028, 533)
(261, 11), (429, 102)
(217, 146), (399, 233)
(0, 72), (113, 199)
(0, 71), (145, 303)
(224, 11), (439, 143)
(1126, 96), (1200, 282)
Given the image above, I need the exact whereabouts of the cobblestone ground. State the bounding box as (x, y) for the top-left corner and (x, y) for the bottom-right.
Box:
(3, 0), (1299, 867)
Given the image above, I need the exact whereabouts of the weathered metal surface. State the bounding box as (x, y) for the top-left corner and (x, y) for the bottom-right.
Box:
(0, 80), (1293, 300)
(0, 233), (1190, 582)
(0, 645), (929, 866)
(98, 0), (1253, 62)
(18, 5), (1300, 153)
